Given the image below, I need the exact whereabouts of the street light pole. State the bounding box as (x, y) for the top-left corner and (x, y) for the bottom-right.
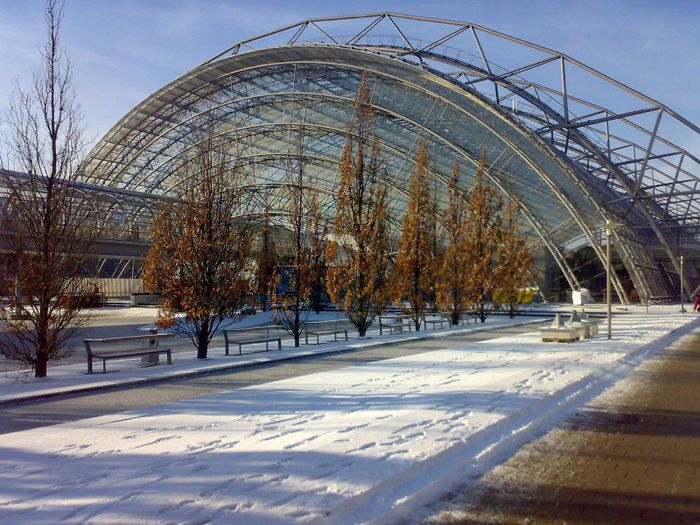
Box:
(680, 255), (686, 313)
(606, 219), (612, 339)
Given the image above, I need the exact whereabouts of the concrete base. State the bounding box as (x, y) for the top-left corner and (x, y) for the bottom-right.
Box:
(540, 327), (580, 343)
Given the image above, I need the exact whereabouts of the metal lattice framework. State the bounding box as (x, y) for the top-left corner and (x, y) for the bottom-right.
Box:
(78, 12), (700, 301)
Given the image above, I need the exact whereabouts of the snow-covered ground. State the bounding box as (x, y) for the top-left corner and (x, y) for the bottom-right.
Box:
(0, 311), (697, 524)
(0, 315), (541, 403)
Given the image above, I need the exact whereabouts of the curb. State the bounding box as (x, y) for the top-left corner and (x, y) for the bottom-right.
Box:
(0, 318), (549, 406)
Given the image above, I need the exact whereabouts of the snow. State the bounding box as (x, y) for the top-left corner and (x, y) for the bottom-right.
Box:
(0, 316), (543, 404)
(0, 311), (697, 524)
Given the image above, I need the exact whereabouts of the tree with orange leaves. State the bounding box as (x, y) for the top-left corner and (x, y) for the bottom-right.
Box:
(326, 73), (392, 336)
(463, 151), (503, 323)
(392, 141), (437, 331)
(143, 132), (251, 359)
(495, 199), (533, 317)
(438, 159), (469, 325)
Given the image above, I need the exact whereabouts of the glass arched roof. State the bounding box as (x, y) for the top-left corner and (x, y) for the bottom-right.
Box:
(81, 13), (700, 302)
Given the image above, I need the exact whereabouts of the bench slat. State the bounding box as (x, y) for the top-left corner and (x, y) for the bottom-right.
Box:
(92, 348), (171, 359)
(305, 327), (348, 345)
(229, 337), (279, 345)
(85, 344), (172, 374)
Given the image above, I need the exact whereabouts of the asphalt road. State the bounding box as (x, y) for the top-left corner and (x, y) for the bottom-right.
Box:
(0, 322), (545, 435)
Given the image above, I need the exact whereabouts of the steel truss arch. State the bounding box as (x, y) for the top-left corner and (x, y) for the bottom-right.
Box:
(80, 12), (700, 301)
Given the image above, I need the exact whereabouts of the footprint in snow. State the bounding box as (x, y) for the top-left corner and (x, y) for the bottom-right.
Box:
(186, 439), (222, 452)
(337, 423), (369, 433)
(260, 428), (304, 442)
(346, 441), (377, 453)
(381, 448), (410, 460)
(157, 498), (195, 515)
(284, 434), (321, 450)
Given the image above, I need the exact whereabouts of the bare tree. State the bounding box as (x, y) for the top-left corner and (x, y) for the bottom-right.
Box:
(306, 192), (329, 314)
(274, 182), (310, 347)
(0, 0), (94, 378)
(143, 133), (252, 359)
(254, 210), (278, 312)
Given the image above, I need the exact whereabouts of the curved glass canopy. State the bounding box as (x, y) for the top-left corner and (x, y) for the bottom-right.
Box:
(81, 13), (700, 302)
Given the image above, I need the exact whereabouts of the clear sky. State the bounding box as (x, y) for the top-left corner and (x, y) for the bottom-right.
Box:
(1, 0), (699, 148)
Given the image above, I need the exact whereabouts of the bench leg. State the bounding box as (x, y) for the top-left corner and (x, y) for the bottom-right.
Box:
(102, 359), (107, 374)
(166, 350), (172, 365)
(87, 354), (93, 374)
(238, 343), (242, 355)
(305, 332), (309, 345)
(316, 334), (320, 345)
(277, 339), (281, 351)
(265, 340), (269, 352)
(343, 330), (348, 341)
(225, 342), (229, 356)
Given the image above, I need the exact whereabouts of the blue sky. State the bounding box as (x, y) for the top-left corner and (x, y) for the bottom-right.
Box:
(1, 0), (699, 148)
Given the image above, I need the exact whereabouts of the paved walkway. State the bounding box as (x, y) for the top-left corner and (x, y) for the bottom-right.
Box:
(425, 322), (700, 524)
(0, 323), (541, 435)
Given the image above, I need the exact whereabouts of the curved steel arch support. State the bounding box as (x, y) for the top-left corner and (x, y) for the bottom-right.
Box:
(81, 18), (700, 301)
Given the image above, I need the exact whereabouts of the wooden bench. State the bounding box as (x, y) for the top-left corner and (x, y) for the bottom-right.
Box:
(83, 333), (175, 374)
(378, 315), (415, 335)
(304, 320), (348, 345)
(223, 327), (282, 355)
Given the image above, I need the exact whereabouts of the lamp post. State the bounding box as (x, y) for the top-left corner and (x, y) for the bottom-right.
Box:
(680, 255), (686, 313)
(606, 219), (612, 339)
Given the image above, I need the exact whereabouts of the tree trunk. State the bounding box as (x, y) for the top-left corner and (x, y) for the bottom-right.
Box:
(358, 320), (367, 337)
(35, 350), (48, 378)
(197, 328), (209, 359)
(293, 307), (301, 347)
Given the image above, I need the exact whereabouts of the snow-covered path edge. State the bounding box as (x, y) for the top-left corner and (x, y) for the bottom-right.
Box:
(316, 317), (700, 525)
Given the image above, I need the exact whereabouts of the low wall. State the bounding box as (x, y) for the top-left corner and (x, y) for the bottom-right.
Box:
(93, 278), (143, 298)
